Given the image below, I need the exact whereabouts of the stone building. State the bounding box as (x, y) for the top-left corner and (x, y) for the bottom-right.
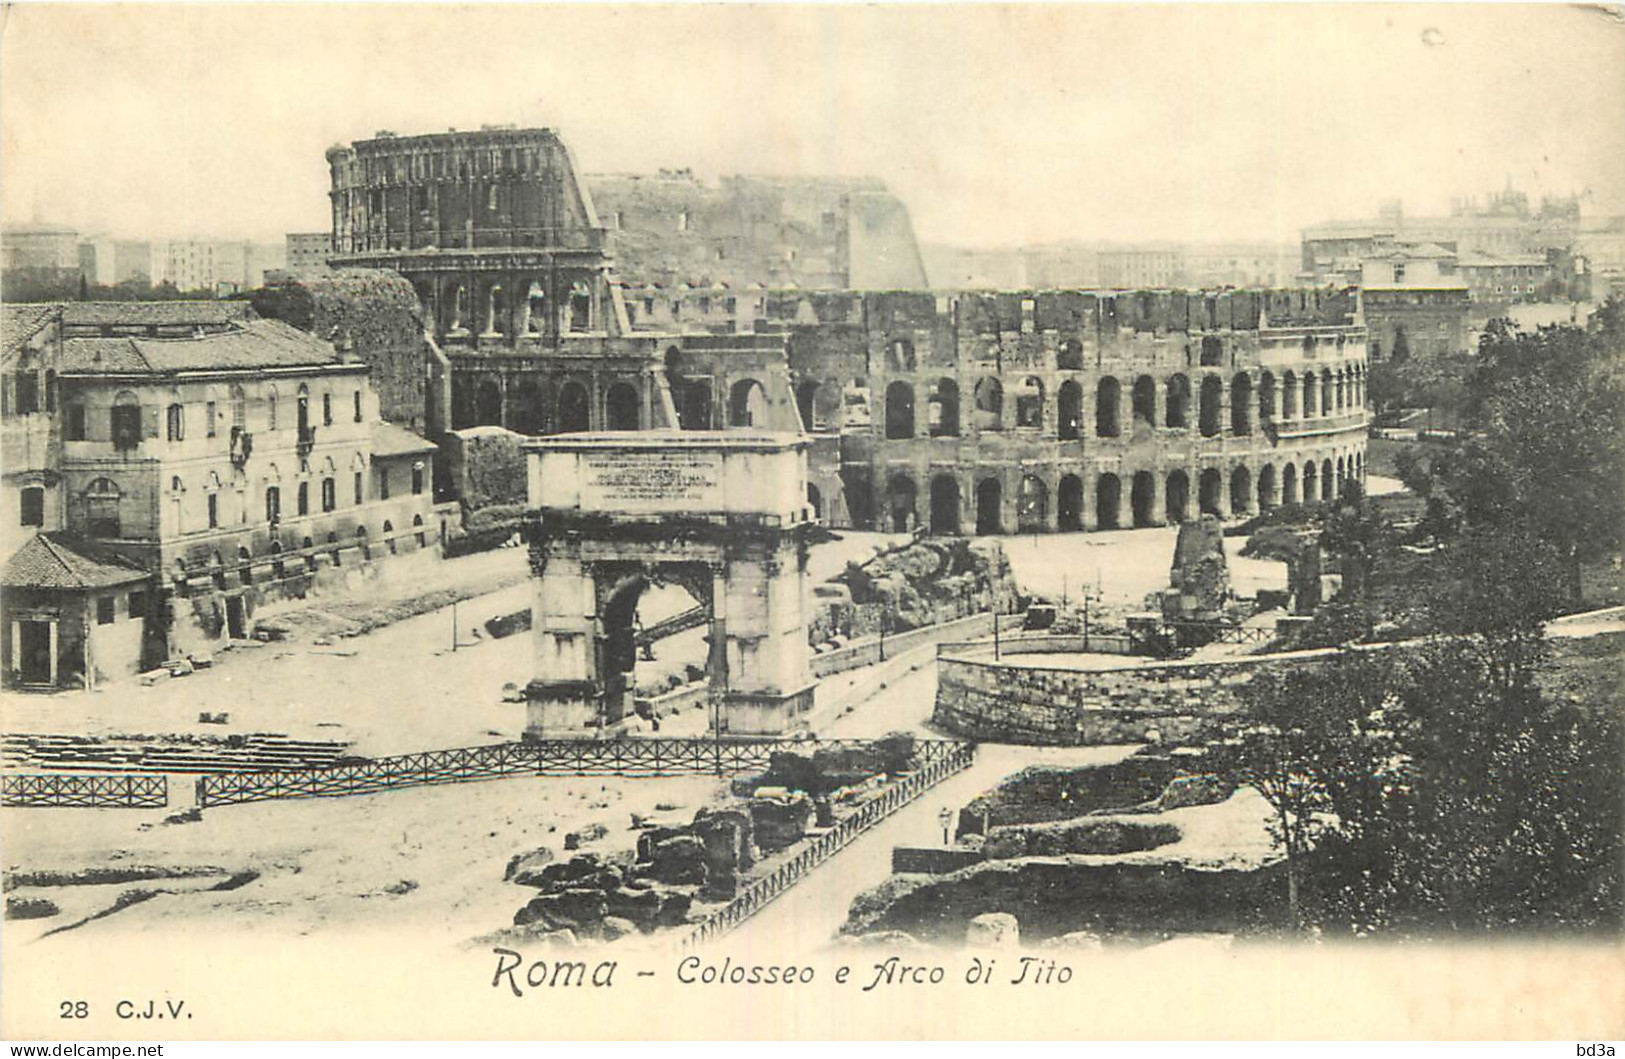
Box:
(782, 287), (1370, 535)
(1357, 245), (1470, 361)
(0, 301), (440, 688)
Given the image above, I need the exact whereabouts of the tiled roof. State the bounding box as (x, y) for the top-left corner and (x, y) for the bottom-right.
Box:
(60, 319), (343, 375)
(2, 534), (150, 591)
(371, 420), (437, 458)
(1, 303), (60, 361)
(61, 300), (253, 327)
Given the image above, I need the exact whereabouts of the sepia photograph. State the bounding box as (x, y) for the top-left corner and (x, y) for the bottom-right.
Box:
(0, 1), (1622, 1044)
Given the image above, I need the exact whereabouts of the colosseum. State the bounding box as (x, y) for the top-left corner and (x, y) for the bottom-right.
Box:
(323, 126), (1369, 532)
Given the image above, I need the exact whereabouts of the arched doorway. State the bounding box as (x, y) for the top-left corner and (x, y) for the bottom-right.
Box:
(885, 382), (915, 439)
(1131, 471), (1155, 527)
(1165, 470), (1190, 524)
(1282, 463), (1299, 506)
(1131, 376), (1156, 427)
(1302, 461), (1318, 504)
(1017, 475), (1048, 532)
(1231, 373), (1253, 435)
(1165, 374), (1191, 429)
(841, 470), (876, 531)
(1257, 464), (1277, 511)
(807, 484), (823, 520)
(1057, 475), (1083, 531)
(1199, 468), (1222, 516)
(1095, 473), (1121, 530)
(557, 381), (590, 432)
(887, 474), (918, 533)
(1095, 378), (1120, 438)
(605, 381), (640, 431)
(1321, 458), (1334, 500)
(929, 379), (960, 437)
(1230, 466), (1253, 516)
(1199, 376), (1222, 437)
(930, 476), (961, 535)
(1058, 380), (1083, 440)
(729, 379), (768, 427)
(975, 478), (1003, 535)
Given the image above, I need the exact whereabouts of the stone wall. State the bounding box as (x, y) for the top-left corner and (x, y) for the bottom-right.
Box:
(932, 639), (1391, 746)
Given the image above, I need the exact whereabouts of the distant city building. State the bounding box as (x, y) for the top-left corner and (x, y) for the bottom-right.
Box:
(286, 232), (333, 271)
(1357, 243), (1470, 361)
(1097, 246), (1182, 289)
(922, 242), (1295, 292)
(3, 222), (79, 271)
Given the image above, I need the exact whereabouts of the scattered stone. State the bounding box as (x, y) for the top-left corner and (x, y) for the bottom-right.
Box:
(382, 879), (418, 896)
(504, 847), (556, 884)
(601, 916), (637, 942)
(1044, 930), (1106, 951)
(161, 806), (202, 827)
(965, 912), (1020, 948)
(5, 896), (59, 920)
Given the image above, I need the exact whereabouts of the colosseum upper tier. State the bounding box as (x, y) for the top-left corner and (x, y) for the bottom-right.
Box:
(321, 127), (1367, 536)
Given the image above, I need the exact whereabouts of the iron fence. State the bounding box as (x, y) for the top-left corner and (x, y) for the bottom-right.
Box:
(2, 773), (168, 809)
(679, 741), (977, 948)
(196, 737), (968, 808)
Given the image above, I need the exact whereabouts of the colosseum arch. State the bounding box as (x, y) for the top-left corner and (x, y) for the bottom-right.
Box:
(1057, 475), (1083, 531)
(1230, 466), (1253, 516)
(887, 338), (917, 374)
(929, 378), (960, 437)
(557, 380), (591, 433)
(975, 478), (1003, 535)
(1165, 374), (1191, 429)
(1200, 335), (1224, 367)
(1095, 377), (1121, 438)
(1231, 373), (1253, 436)
(885, 381), (916, 439)
(1320, 369), (1333, 416)
(930, 475), (961, 535)
(1130, 471), (1156, 528)
(1302, 460), (1318, 502)
(1282, 462), (1298, 505)
(1199, 375), (1223, 437)
(605, 381), (640, 431)
(1302, 372), (1317, 418)
(1198, 468), (1223, 516)
(1017, 475), (1049, 532)
(1131, 375), (1157, 428)
(1281, 370), (1298, 418)
(729, 378), (768, 427)
(1257, 464), (1277, 511)
(1016, 377), (1045, 429)
(1320, 457), (1334, 500)
(1057, 380), (1083, 440)
(1095, 473), (1121, 529)
(1165, 470), (1190, 524)
(973, 378), (1003, 431)
(1057, 339), (1084, 371)
(887, 474), (918, 533)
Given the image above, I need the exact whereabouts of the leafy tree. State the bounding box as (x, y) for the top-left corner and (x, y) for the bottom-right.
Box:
(1400, 301), (1625, 601)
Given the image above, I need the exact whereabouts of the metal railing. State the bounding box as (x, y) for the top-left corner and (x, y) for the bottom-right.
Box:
(196, 738), (970, 808)
(2, 773), (168, 809)
(679, 741), (977, 948)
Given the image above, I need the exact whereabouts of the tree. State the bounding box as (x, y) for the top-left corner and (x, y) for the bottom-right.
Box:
(1398, 300), (1625, 602)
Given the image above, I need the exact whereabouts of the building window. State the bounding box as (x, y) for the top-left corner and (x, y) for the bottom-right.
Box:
(231, 385), (247, 431)
(96, 596), (116, 625)
(265, 486), (281, 523)
(65, 402), (86, 441)
(84, 477), (121, 538)
(353, 390), (363, 423)
(411, 462), (424, 495)
(379, 469), (390, 501)
(20, 485), (44, 527)
(414, 514), (426, 547)
(206, 492), (219, 529)
(354, 471), (364, 505)
(323, 392), (333, 426)
(14, 371), (39, 414)
(321, 477), (336, 512)
(268, 391), (278, 431)
(166, 403), (186, 441)
(129, 590), (147, 618)
(297, 481), (310, 516)
(111, 392), (143, 450)
(206, 400), (217, 437)
(1393, 264), (1407, 284)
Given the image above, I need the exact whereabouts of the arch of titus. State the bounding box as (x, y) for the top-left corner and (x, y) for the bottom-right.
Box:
(522, 431), (816, 739)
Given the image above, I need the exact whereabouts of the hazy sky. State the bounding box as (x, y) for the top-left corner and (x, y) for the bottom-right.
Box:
(2, 3), (1622, 248)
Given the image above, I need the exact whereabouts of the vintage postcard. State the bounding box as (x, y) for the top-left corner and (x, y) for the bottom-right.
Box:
(1, 2), (1622, 1043)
